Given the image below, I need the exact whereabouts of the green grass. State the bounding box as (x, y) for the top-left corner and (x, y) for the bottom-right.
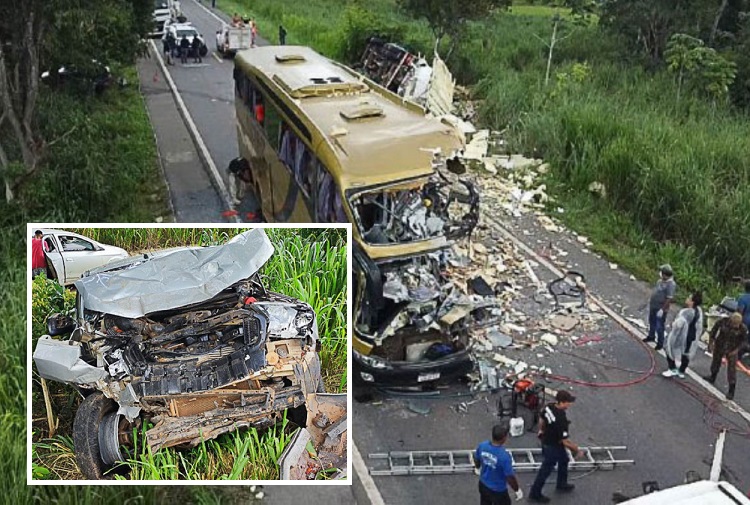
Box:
(0, 65), (173, 501)
(31, 227), (347, 481)
(15, 66), (170, 222)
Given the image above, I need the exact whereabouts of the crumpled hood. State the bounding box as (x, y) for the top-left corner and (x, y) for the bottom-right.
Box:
(75, 229), (275, 318)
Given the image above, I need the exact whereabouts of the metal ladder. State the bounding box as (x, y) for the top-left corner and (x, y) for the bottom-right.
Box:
(368, 446), (634, 476)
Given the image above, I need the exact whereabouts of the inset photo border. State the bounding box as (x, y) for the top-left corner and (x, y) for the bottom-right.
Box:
(27, 223), (352, 485)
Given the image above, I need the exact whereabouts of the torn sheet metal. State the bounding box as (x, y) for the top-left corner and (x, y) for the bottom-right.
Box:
(425, 53), (455, 117)
(33, 336), (107, 384)
(278, 393), (347, 480)
(75, 229), (274, 318)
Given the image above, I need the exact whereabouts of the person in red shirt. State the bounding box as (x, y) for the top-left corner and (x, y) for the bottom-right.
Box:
(31, 230), (46, 279)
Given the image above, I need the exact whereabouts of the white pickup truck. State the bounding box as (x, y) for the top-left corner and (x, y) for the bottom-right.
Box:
(215, 23), (252, 56)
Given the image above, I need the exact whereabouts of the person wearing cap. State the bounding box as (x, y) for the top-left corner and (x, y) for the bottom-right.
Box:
(475, 423), (523, 504)
(643, 264), (677, 351)
(528, 391), (583, 503)
(662, 291), (703, 379)
(704, 312), (748, 400)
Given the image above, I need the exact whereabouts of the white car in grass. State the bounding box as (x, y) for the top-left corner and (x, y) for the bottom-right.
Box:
(38, 229), (129, 285)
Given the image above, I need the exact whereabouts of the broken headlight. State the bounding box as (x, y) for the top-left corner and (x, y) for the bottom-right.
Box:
(354, 350), (391, 370)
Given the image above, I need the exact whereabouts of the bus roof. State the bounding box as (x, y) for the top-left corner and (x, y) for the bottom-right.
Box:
(234, 46), (463, 188)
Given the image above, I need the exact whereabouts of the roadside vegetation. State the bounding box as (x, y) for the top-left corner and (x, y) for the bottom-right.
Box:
(223, 0), (750, 301)
(31, 227), (347, 481)
(1, 0), (173, 499)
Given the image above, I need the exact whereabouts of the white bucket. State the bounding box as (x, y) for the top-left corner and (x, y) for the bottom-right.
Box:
(510, 417), (525, 437)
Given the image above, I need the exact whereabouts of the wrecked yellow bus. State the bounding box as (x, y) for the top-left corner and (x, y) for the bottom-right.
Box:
(232, 45), (479, 398)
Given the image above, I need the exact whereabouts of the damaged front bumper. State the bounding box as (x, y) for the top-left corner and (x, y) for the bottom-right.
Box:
(353, 348), (473, 388)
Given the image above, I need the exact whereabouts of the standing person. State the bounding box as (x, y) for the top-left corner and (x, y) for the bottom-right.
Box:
(662, 291), (703, 379)
(279, 25), (287, 45)
(529, 391), (583, 504)
(475, 424), (523, 505)
(164, 31), (177, 65)
(191, 35), (202, 63)
(231, 12), (241, 26)
(704, 313), (748, 400)
(31, 230), (46, 279)
(738, 281), (750, 335)
(179, 34), (190, 64)
(211, 0), (215, 7)
(227, 157), (252, 206)
(643, 264), (677, 351)
(251, 19), (258, 47)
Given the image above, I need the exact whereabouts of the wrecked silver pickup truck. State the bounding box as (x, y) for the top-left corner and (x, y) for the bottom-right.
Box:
(33, 229), (336, 479)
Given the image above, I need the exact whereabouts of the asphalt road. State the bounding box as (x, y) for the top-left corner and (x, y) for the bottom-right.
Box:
(147, 1), (750, 503)
(160, 0), (261, 220)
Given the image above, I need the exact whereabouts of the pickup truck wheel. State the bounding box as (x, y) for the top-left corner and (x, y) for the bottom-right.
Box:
(73, 392), (127, 479)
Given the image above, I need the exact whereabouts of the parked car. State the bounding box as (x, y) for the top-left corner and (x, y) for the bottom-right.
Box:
(163, 22), (208, 57)
(33, 229), (328, 479)
(40, 60), (113, 95)
(37, 229), (129, 286)
(150, 0), (182, 37)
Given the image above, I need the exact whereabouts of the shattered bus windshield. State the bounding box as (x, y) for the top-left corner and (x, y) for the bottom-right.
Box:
(350, 173), (478, 245)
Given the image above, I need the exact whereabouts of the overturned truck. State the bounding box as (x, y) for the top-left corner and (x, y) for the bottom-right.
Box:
(33, 229), (338, 479)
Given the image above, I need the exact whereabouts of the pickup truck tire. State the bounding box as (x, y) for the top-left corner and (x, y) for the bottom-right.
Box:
(73, 392), (121, 480)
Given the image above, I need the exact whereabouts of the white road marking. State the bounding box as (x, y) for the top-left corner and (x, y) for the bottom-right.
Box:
(212, 52), (222, 63)
(190, 0), (227, 24)
(149, 39), (238, 220)
(353, 442), (387, 505)
(710, 429), (726, 482)
(486, 215), (750, 425)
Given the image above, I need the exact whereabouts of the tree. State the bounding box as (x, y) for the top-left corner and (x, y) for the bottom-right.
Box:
(665, 33), (737, 107)
(665, 34), (706, 102)
(0, 0), (151, 202)
(398, 0), (511, 56)
(0, 1), (47, 202)
(599, 0), (716, 65)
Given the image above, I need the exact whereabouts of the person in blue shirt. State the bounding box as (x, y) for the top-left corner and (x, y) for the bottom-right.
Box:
(475, 424), (523, 505)
(738, 281), (750, 337)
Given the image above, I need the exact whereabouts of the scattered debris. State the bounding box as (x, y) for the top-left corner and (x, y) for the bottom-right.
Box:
(540, 333), (560, 346)
(573, 335), (604, 346)
(550, 314), (580, 332)
(407, 401), (432, 416)
(588, 181), (607, 199)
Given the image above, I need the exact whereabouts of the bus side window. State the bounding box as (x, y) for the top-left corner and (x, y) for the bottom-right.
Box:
(264, 101), (281, 150)
(243, 78), (253, 108)
(316, 162), (347, 223)
(233, 67), (242, 97)
(253, 92), (264, 125)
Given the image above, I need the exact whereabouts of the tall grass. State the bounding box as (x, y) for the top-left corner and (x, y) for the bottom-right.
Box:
(31, 227), (347, 481)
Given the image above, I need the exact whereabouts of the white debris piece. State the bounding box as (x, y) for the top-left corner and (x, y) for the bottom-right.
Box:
(463, 129), (490, 160)
(540, 333), (559, 346)
(626, 317), (647, 330)
(609, 263), (618, 270)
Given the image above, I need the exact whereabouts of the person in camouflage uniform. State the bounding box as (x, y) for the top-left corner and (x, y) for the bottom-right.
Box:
(704, 312), (749, 401)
